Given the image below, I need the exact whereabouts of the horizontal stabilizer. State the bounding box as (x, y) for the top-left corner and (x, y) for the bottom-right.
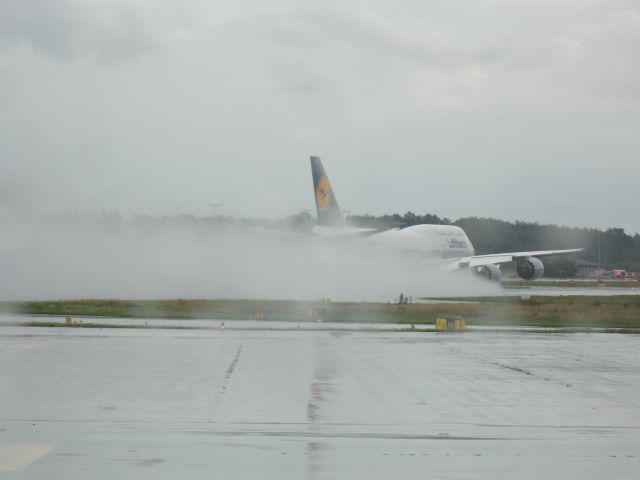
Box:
(312, 226), (388, 239)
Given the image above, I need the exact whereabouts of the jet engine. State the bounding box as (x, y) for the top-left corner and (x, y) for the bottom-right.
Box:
(476, 263), (501, 282)
(516, 257), (544, 281)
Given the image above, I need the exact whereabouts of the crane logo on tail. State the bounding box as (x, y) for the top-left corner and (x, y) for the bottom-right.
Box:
(315, 176), (332, 210)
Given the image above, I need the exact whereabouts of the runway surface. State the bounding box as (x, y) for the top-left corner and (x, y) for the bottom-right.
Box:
(0, 326), (639, 479)
(501, 286), (640, 297)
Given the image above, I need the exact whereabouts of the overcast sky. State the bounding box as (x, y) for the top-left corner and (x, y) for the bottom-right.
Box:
(1, 0), (639, 232)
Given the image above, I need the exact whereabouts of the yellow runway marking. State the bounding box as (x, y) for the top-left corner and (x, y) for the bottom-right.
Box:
(0, 443), (54, 472)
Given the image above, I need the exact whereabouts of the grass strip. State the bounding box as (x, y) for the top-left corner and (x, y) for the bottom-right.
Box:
(1, 296), (639, 329)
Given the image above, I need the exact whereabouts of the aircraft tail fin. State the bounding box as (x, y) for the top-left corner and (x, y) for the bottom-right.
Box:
(310, 156), (345, 227)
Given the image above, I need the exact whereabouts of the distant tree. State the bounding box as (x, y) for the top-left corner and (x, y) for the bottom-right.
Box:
(120, 211), (640, 272)
(348, 211), (447, 229)
(543, 258), (578, 278)
(285, 212), (314, 233)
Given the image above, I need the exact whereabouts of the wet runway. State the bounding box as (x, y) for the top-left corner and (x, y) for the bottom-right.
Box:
(1, 326), (639, 479)
(501, 286), (640, 297)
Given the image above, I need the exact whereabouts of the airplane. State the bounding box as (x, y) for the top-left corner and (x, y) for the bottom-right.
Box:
(310, 156), (581, 281)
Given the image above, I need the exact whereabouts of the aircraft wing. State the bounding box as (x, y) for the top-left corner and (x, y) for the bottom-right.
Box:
(454, 248), (583, 269)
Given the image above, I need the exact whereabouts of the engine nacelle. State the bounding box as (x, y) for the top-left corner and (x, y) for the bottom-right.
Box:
(516, 257), (544, 281)
(476, 263), (501, 282)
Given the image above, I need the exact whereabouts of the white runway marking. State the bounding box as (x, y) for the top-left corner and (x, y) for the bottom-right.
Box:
(0, 444), (53, 472)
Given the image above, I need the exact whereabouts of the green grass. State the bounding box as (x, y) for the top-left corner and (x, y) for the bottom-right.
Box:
(1, 296), (640, 329)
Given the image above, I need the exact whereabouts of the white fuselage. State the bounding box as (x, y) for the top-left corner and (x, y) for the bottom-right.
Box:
(363, 225), (475, 260)
(312, 224), (475, 260)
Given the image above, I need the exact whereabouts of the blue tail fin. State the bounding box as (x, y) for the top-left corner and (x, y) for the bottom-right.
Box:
(310, 156), (345, 227)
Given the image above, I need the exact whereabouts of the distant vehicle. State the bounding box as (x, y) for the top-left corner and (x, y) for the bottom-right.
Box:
(310, 156), (581, 282)
(611, 269), (627, 279)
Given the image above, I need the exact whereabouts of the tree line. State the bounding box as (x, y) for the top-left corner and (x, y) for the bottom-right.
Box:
(347, 212), (640, 272)
(86, 210), (640, 273)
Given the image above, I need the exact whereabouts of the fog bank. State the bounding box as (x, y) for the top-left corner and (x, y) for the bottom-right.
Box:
(0, 215), (499, 301)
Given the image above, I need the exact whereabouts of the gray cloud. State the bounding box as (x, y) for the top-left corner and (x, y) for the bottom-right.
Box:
(0, 0), (204, 60)
(1, 0), (639, 233)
